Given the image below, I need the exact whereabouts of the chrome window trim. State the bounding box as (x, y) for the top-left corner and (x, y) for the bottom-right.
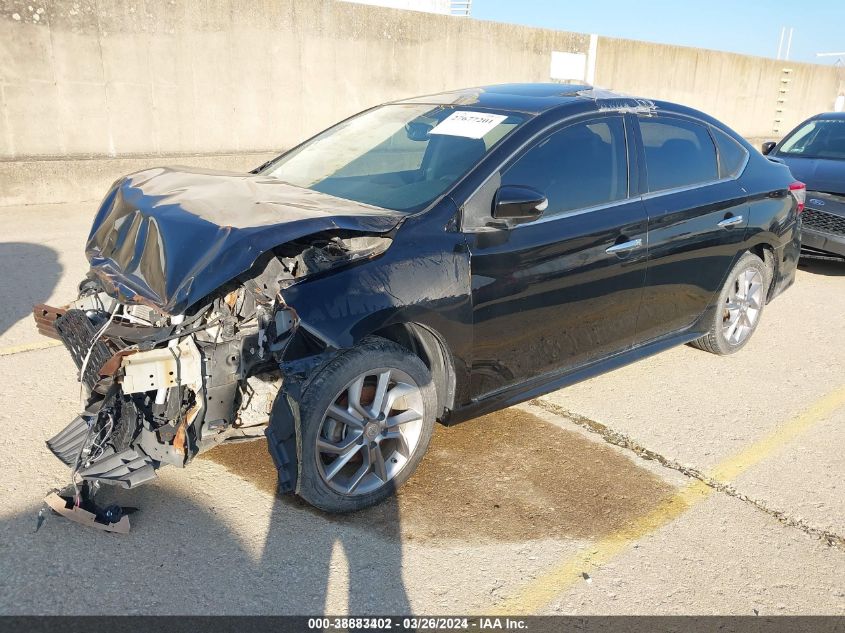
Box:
(518, 198), (634, 226)
(462, 198), (637, 233)
(460, 109), (751, 232)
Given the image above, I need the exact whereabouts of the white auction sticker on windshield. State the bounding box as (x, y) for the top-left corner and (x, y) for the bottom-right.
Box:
(429, 111), (508, 139)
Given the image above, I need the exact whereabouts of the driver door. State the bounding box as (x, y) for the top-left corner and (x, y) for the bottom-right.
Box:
(463, 115), (648, 398)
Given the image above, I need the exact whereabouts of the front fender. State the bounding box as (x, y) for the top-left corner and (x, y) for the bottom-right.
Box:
(276, 215), (473, 380)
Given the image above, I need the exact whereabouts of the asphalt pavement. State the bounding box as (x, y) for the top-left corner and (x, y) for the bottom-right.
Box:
(0, 202), (843, 615)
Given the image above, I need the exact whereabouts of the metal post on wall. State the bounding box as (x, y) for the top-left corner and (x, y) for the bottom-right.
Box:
(816, 53), (845, 112)
(776, 26), (793, 61)
(450, 0), (471, 16)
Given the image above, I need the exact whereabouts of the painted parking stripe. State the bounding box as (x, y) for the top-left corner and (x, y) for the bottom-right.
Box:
(494, 384), (845, 615)
(0, 340), (62, 356)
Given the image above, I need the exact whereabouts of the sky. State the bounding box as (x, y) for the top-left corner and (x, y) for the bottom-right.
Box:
(471, 0), (845, 65)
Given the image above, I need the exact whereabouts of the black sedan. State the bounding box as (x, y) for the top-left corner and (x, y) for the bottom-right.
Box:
(36, 84), (802, 521)
(763, 111), (845, 259)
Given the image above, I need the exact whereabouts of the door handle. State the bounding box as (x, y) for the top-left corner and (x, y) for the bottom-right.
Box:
(717, 215), (743, 228)
(605, 238), (643, 255)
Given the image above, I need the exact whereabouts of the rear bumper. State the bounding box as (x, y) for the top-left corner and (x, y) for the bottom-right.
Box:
(801, 194), (845, 259)
(801, 227), (845, 259)
(769, 223), (801, 302)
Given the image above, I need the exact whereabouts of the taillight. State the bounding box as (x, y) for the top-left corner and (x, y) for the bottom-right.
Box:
(789, 181), (806, 214)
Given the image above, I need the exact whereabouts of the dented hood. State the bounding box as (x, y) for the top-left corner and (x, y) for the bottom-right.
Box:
(86, 167), (404, 314)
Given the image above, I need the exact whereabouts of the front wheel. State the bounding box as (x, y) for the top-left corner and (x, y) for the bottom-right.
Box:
(295, 336), (437, 513)
(691, 251), (769, 355)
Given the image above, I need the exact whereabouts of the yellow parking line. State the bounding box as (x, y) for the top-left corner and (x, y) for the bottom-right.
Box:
(495, 384), (845, 615)
(709, 386), (845, 482)
(0, 339), (62, 356)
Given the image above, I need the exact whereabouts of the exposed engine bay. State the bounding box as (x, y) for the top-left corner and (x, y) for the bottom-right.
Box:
(35, 232), (392, 528)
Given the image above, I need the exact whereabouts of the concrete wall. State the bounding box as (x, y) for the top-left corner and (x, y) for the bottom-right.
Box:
(0, 0), (840, 206)
(340, 0), (452, 15)
(594, 37), (842, 141)
(0, 0), (590, 205)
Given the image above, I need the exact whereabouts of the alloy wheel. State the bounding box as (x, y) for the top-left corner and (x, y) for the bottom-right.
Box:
(315, 367), (425, 496)
(722, 267), (764, 345)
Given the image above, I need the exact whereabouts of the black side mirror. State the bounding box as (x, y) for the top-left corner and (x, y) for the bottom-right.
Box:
(761, 141), (777, 155)
(492, 185), (548, 226)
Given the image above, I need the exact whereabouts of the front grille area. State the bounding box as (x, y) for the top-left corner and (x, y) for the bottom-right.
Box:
(803, 208), (845, 236)
(55, 309), (113, 390)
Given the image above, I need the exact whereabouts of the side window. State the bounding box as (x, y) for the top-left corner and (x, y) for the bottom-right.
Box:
(639, 117), (718, 192)
(501, 117), (628, 218)
(711, 127), (748, 179)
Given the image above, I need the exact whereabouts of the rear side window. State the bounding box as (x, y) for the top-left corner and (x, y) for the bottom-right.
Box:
(639, 117), (718, 192)
(502, 117), (628, 218)
(712, 127), (748, 179)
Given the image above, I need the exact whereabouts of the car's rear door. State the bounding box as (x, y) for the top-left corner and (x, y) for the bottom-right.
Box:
(464, 114), (648, 398)
(632, 114), (750, 343)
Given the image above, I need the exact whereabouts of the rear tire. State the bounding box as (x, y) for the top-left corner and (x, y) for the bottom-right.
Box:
(691, 252), (769, 355)
(296, 336), (436, 513)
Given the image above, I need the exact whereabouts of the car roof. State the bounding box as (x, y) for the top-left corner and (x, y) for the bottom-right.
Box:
(811, 111), (845, 121)
(391, 83), (654, 115)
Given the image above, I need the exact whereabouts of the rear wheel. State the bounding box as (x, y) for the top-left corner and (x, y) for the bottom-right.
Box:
(296, 336), (436, 513)
(691, 252), (769, 355)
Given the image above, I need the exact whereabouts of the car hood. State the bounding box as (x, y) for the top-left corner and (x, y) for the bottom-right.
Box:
(86, 167), (405, 315)
(776, 156), (845, 196)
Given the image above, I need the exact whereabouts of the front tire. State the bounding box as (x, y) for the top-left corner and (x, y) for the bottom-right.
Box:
(296, 336), (436, 513)
(691, 251), (769, 355)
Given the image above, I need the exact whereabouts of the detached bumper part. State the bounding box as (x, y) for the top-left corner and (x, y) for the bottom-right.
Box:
(32, 304), (65, 340)
(44, 489), (132, 534)
(46, 413), (157, 489)
(45, 414), (90, 466)
(55, 308), (113, 390)
(265, 391), (300, 494)
(74, 449), (156, 489)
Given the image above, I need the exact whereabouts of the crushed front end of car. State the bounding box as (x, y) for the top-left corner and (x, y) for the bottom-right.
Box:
(38, 275), (285, 490)
(34, 167), (401, 527)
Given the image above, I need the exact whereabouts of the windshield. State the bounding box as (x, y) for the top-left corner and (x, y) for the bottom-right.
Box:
(261, 104), (527, 212)
(778, 118), (845, 160)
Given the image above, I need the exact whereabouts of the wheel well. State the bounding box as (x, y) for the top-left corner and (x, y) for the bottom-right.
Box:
(371, 323), (456, 423)
(749, 243), (776, 301)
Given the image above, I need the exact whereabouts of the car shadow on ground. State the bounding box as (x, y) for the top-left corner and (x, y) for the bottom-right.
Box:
(0, 409), (676, 614)
(1, 485), (412, 614)
(0, 242), (62, 339)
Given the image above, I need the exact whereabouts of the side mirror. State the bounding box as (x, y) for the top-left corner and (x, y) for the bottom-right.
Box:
(761, 141), (777, 155)
(492, 185), (548, 226)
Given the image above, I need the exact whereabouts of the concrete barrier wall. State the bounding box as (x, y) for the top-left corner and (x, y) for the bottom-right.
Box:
(594, 37), (842, 141)
(1, 0), (592, 161)
(0, 0), (840, 206)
